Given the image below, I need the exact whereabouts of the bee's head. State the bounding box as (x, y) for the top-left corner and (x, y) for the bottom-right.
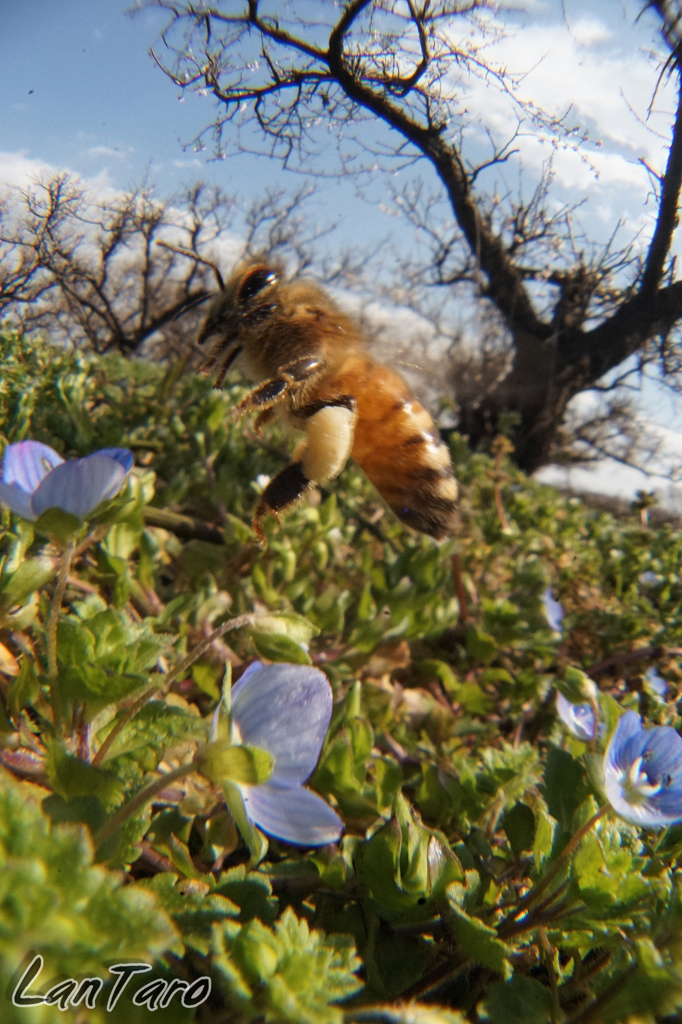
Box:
(197, 260), (281, 384)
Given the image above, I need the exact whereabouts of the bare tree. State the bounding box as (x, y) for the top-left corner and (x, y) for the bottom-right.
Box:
(138, 0), (682, 472)
(0, 173), (331, 357)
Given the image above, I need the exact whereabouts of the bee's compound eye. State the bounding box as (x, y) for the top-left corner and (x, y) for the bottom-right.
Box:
(238, 268), (278, 306)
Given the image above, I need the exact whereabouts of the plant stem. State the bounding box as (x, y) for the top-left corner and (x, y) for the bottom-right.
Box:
(565, 962), (637, 1024)
(91, 684), (159, 767)
(494, 482), (510, 530)
(94, 760), (197, 850)
(539, 927), (560, 1024)
(498, 804), (610, 937)
(46, 539), (75, 733)
(91, 611), (256, 766)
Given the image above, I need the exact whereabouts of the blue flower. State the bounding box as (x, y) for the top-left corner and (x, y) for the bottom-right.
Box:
(229, 661), (343, 846)
(0, 441), (133, 522)
(645, 667), (668, 698)
(556, 691), (599, 742)
(542, 587), (564, 633)
(604, 711), (682, 827)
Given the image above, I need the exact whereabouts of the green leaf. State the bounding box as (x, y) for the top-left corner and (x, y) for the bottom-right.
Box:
(558, 666), (598, 704)
(192, 660), (222, 699)
(161, 833), (208, 880)
(375, 757), (403, 816)
(417, 659), (458, 694)
(253, 612), (320, 644)
(6, 656), (40, 718)
(142, 871), (238, 955)
(214, 864), (278, 924)
(457, 682), (494, 716)
(0, 770), (179, 991)
(354, 1008), (467, 1024)
(41, 793), (107, 834)
(211, 906), (362, 1024)
(533, 806), (556, 870)
(0, 555), (54, 610)
(198, 740), (274, 785)
(481, 976), (553, 1024)
(542, 747), (590, 831)
(250, 629), (312, 665)
(447, 906), (511, 975)
(502, 802), (535, 857)
(221, 779), (268, 865)
(465, 626), (497, 664)
(47, 742), (123, 810)
(34, 507), (83, 544)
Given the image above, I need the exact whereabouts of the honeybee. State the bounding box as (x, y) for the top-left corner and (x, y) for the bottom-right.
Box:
(197, 261), (458, 541)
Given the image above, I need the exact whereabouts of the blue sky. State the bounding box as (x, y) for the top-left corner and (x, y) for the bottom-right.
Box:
(0, 0), (387, 246)
(1, 0), (276, 193)
(4, 0), (682, 504)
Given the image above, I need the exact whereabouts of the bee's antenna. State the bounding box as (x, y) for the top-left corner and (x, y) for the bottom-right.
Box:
(156, 241), (225, 289)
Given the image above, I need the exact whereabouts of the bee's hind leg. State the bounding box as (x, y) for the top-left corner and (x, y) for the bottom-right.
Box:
(253, 462), (311, 545)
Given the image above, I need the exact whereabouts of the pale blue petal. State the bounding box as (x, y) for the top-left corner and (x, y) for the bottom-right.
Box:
(556, 692), (596, 742)
(232, 663), (332, 785)
(231, 661), (265, 700)
(645, 668), (668, 698)
(604, 711), (643, 776)
(542, 587), (564, 633)
(604, 712), (682, 827)
(2, 441), (63, 492)
(242, 782), (343, 846)
(602, 773), (678, 827)
(31, 455), (127, 519)
(0, 482), (37, 520)
(91, 448), (134, 473)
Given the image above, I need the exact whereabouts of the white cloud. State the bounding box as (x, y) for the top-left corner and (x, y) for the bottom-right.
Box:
(0, 151), (58, 191)
(570, 16), (613, 48)
(88, 145), (135, 158)
(536, 458), (682, 514)
(454, 13), (675, 194)
(0, 149), (117, 200)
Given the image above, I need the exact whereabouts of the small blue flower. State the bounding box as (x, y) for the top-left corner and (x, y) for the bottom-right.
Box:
(0, 441), (133, 522)
(639, 571), (661, 587)
(229, 661), (343, 846)
(542, 587), (564, 633)
(556, 691), (599, 742)
(645, 667), (668, 698)
(604, 711), (682, 827)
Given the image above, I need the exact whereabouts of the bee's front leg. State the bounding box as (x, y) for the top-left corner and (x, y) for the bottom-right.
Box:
(232, 357), (324, 418)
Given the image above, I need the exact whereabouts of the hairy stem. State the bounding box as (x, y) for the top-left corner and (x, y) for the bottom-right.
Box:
(95, 760), (197, 850)
(498, 805), (609, 937)
(92, 612), (256, 766)
(46, 539), (75, 733)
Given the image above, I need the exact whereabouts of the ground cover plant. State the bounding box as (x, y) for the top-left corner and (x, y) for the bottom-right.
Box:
(2, 329), (682, 1023)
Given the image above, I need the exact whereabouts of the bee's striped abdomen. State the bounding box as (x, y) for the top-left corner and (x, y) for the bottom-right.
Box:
(328, 358), (458, 540)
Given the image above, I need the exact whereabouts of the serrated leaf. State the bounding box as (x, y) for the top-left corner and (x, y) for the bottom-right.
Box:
(448, 906), (511, 975)
(212, 906), (361, 1024)
(47, 742), (123, 810)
